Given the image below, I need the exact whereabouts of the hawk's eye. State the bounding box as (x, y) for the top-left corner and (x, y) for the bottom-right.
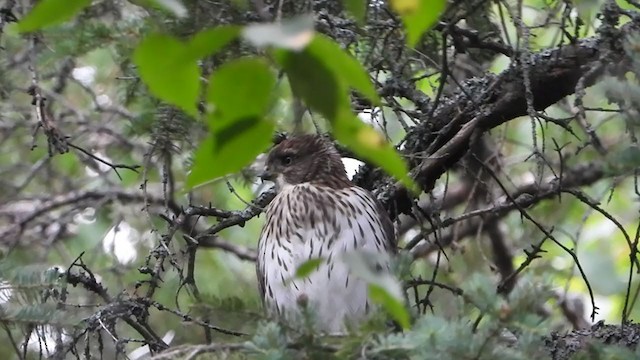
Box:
(282, 156), (293, 166)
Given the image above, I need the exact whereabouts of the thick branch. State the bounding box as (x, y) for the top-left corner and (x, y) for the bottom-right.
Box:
(356, 20), (637, 219)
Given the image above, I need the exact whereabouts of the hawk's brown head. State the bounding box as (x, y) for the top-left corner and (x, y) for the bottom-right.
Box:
(260, 134), (351, 189)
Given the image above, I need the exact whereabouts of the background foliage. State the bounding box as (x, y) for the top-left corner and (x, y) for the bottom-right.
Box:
(1, 0), (640, 358)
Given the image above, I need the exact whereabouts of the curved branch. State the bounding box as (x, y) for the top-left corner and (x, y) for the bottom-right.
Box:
(356, 20), (637, 219)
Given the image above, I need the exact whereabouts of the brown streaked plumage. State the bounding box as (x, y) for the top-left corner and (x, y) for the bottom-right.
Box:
(259, 134), (353, 190)
(256, 134), (396, 333)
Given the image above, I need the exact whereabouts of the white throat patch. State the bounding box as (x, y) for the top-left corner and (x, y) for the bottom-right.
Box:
(274, 174), (294, 192)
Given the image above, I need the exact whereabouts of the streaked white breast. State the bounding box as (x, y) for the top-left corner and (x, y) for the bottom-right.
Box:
(257, 183), (394, 333)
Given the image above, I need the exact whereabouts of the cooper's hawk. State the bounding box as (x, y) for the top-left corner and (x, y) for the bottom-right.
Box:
(256, 134), (396, 333)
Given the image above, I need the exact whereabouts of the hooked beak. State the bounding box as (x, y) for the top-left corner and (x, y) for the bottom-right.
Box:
(259, 169), (275, 182)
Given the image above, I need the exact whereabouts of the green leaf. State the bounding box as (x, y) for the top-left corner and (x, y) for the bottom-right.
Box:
(242, 15), (315, 50)
(17, 0), (91, 33)
(133, 34), (199, 117)
(275, 40), (413, 190)
(188, 120), (274, 187)
(211, 116), (261, 152)
(306, 35), (380, 105)
(275, 48), (345, 120)
(187, 58), (276, 187)
(343, 0), (367, 25)
(207, 58), (276, 118)
(333, 116), (418, 192)
(275, 34), (380, 118)
(390, 0), (446, 47)
(186, 26), (240, 60)
(295, 258), (324, 279)
(369, 284), (411, 330)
